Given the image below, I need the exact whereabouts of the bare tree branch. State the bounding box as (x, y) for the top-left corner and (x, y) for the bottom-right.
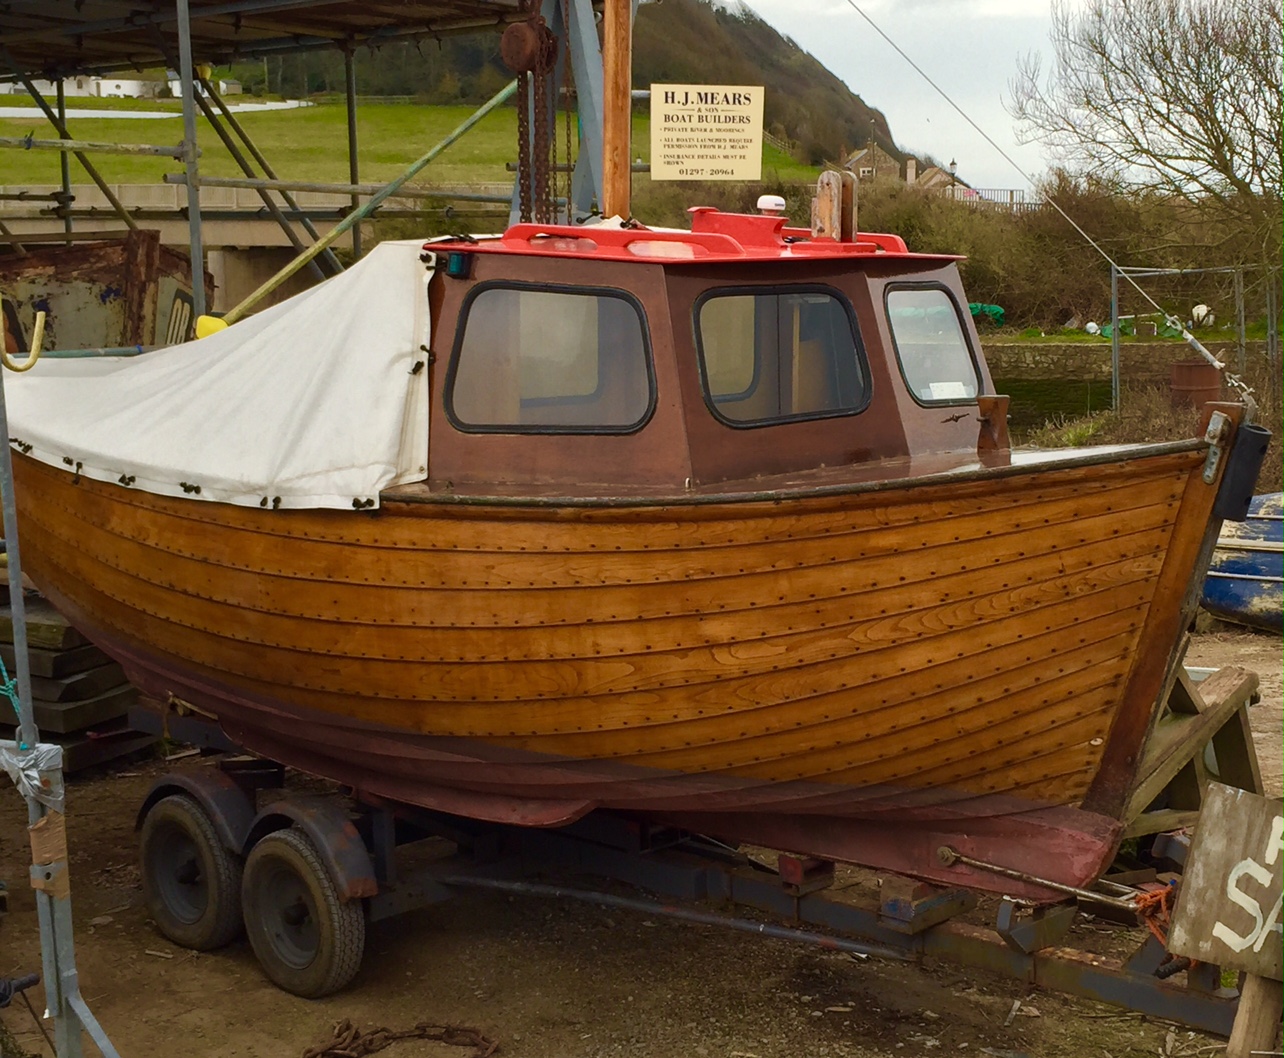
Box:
(1008, 0), (1282, 271)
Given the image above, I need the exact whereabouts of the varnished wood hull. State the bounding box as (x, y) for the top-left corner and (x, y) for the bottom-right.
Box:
(13, 445), (1221, 896)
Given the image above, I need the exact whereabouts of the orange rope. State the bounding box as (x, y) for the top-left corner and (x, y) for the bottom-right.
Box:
(1135, 885), (1174, 946)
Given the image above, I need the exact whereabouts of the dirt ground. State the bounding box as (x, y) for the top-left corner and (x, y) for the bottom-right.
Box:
(0, 629), (1278, 1058)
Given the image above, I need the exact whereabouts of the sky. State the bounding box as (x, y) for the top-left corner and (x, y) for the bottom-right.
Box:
(737, 0), (1063, 190)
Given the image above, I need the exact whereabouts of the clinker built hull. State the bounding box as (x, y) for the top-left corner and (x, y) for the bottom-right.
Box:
(14, 443), (1217, 896)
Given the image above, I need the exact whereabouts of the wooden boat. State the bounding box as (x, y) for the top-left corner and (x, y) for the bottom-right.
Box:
(1201, 493), (1283, 631)
(4, 208), (1262, 902)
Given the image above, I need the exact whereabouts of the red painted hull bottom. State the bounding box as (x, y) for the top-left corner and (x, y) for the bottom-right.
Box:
(92, 618), (1119, 903)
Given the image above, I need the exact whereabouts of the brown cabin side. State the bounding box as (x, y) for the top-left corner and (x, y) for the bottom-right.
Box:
(425, 241), (998, 494)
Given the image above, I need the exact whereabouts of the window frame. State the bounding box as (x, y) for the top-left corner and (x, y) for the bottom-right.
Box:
(444, 279), (658, 436)
(692, 283), (872, 430)
(883, 282), (983, 408)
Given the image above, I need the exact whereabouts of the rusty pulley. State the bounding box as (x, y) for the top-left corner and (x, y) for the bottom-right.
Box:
(500, 17), (557, 75)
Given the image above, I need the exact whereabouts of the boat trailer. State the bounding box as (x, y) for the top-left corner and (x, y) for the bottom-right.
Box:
(133, 748), (1241, 1037)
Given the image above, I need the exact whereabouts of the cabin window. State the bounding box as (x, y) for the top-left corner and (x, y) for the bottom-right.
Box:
(447, 284), (653, 432)
(694, 287), (868, 426)
(885, 286), (980, 404)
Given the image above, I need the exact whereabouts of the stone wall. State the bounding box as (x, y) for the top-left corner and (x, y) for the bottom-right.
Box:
(982, 339), (1264, 385)
(980, 339), (1267, 431)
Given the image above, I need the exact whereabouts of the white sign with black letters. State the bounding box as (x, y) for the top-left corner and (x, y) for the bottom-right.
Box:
(649, 84), (764, 182)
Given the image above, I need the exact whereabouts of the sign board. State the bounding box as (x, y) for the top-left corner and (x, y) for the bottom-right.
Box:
(1168, 783), (1283, 981)
(649, 84), (764, 182)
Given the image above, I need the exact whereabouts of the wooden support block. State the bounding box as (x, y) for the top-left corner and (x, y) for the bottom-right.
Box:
(1209, 703), (1265, 796)
(880, 876), (976, 934)
(1122, 808), (1201, 839)
(31, 661), (127, 703)
(1168, 666), (1205, 716)
(1227, 974), (1283, 1058)
(777, 854), (834, 895)
(0, 599), (87, 651)
(0, 684), (137, 734)
(0, 717), (156, 772)
(1125, 666), (1258, 823)
(0, 642), (111, 679)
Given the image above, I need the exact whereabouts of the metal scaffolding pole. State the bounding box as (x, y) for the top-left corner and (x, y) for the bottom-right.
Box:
(163, 173), (512, 202)
(176, 0), (207, 321)
(344, 47), (362, 259)
(197, 73), (343, 274)
(0, 54), (139, 232)
(1110, 264), (1120, 411)
(182, 81), (326, 280)
(56, 80), (72, 244)
(0, 381), (122, 1058)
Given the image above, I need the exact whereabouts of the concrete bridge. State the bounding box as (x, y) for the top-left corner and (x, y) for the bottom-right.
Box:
(0, 181), (509, 310)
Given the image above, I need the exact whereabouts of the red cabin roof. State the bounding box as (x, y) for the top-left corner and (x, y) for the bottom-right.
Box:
(431, 208), (961, 264)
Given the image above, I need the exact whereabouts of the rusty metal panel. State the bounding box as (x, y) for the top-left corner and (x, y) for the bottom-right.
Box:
(1168, 782), (1283, 981)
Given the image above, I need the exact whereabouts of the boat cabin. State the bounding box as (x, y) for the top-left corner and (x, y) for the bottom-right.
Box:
(424, 208), (1004, 495)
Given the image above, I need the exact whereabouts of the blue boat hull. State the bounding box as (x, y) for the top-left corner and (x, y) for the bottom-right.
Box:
(1201, 492), (1283, 631)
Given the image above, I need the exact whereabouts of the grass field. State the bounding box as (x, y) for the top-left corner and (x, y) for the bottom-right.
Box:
(0, 96), (818, 188)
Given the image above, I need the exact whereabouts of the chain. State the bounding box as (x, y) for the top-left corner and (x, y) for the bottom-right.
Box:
(516, 70), (532, 223)
(301, 1019), (498, 1058)
(531, 24), (556, 224)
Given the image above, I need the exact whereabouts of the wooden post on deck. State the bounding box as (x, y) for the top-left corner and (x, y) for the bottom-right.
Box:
(602, 0), (632, 218)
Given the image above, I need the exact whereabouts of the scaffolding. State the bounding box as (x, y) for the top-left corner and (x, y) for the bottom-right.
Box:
(1, 0), (615, 324)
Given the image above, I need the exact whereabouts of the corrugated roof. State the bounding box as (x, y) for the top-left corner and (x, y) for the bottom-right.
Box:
(0, 0), (526, 82)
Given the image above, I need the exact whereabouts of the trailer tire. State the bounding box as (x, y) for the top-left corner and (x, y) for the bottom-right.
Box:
(140, 793), (244, 950)
(242, 827), (365, 998)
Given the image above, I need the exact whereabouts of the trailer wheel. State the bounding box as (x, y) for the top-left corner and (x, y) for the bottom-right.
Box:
(140, 793), (244, 950)
(241, 827), (365, 998)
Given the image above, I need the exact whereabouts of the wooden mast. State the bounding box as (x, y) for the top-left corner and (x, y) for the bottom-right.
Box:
(602, 0), (632, 218)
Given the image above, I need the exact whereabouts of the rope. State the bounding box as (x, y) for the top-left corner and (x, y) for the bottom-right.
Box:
(0, 653), (28, 749)
(300, 1019), (498, 1058)
(1134, 885), (1174, 947)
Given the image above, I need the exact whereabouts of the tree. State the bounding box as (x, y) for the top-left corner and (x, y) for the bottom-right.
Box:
(1008, 0), (1282, 275)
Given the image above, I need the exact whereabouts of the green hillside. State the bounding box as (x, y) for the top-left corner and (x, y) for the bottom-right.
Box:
(634, 0), (896, 164)
(0, 101), (815, 187)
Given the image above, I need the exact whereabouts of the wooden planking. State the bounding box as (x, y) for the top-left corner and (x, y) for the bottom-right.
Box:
(12, 447), (1212, 804)
(28, 479), (1180, 639)
(29, 503), (1169, 688)
(1082, 414), (1235, 817)
(25, 452), (1190, 589)
(538, 619), (1139, 766)
(20, 445), (1195, 552)
(32, 519), (1162, 717)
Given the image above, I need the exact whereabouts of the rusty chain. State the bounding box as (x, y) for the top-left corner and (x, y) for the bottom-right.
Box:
(516, 69), (532, 222)
(300, 1019), (498, 1058)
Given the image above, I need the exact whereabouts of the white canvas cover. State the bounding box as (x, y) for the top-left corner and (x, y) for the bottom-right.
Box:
(6, 239), (432, 510)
